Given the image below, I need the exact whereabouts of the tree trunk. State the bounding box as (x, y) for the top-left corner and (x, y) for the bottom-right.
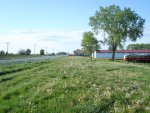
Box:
(112, 50), (115, 61)
(112, 44), (117, 61)
(90, 52), (93, 61)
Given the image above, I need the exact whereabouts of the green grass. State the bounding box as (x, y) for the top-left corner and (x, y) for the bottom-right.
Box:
(0, 56), (150, 113)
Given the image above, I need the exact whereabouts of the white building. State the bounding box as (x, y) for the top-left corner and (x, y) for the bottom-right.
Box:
(93, 50), (150, 59)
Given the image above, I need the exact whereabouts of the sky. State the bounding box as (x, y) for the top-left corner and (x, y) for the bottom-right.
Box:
(0, 0), (150, 54)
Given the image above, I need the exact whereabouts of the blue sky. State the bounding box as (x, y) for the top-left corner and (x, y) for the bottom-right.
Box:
(0, 0), (150, 53)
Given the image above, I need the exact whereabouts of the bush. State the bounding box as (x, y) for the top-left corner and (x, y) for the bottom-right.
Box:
(26, 49), (31, 55)
(18, 49), (26, 55)
(40, 49), (45, 55)
(0, 50), (5, 55)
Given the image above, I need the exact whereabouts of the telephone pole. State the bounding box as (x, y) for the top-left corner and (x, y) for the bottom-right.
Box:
(34, 44), (36, 54)
(45, 46), (48, 55)
(5, 42), (10, 66)
(6, 42), (10, 55)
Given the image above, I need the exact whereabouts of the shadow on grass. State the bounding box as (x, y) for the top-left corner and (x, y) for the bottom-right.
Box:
(2, 90), (21, 100)
(0, 61), (50, 76)
(0, 77), (12, 83)
(0, 68), (27, 76)
(89, 99), (115, 113)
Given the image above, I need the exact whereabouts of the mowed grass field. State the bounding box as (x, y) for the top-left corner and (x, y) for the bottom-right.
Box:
(0, 56), (150, 113)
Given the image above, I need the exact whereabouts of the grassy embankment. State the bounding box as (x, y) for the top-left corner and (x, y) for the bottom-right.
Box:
(0, 56), (150, 113)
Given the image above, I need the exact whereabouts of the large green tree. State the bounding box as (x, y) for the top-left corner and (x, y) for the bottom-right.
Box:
(81, 31), (100, 55)
(89, 5), (145, 61)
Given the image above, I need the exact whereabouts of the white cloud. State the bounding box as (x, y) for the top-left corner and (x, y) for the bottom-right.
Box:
(11, 29), (43, 34)
(143, 23), (150, 37)
(0, 29), (85, 54)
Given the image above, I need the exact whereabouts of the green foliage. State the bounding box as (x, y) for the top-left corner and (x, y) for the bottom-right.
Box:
(108, 45), (114, 50)
(0, 57), (150, 113)
(49, 53), (55, 56)
(89, 5), (145, 61)
(18, 49), (31, 55)
(18, 49), (26, 55)
(56, 52), (67, 55)
(126, 43), (150, 50)
(73, 49), (85, 56)
(0, 50), (5, 55)
(81, 31), (100, 54)
(40, 49), (45, 55)
(26, 49), (31, 55)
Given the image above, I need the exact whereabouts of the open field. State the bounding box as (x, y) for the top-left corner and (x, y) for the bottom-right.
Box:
(0, 55), (64, 65)
(0, 56), (150, 113)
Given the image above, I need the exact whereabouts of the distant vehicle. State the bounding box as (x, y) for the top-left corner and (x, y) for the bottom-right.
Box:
(123, 54), (150, 62)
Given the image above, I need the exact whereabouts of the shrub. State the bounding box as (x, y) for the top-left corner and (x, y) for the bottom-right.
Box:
(26, 49), (31, 55)
(18, 49), (26, 55)
(40, 49), (45, 55)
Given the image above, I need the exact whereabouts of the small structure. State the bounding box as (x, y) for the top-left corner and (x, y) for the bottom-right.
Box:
(93, 50), (150, 59)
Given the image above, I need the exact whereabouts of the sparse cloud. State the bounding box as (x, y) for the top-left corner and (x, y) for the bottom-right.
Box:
(143, 23), (150, 36)
(1, 23), (149, 54)
(11, 29), (43, 34)
(0, 29), (86, 53)
(37, 35), (70, 41)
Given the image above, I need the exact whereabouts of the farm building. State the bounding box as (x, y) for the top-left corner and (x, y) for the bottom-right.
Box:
(93, 50), (150, 59)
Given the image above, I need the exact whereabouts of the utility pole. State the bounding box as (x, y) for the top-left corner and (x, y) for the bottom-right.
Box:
(34, 44), (36, 54)
(51, 48), (54, 54)
(5, 42), (10, 66)
(45, 46), (48, 55)
(6, 42), (10, 55)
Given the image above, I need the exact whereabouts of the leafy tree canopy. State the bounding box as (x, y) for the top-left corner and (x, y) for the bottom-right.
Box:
(0, 50), (5, 55)
(89, 5), (145, 61)
(126, 43), (150, 50)
(26, 49), (31, 55)
(18, 49), (26, 55)
(81, 31), (100, 54)
(40, 49), (45, 55)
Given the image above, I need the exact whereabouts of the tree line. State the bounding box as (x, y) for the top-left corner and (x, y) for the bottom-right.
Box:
(18, 49), (46, 55)
(0, 49), (68, 56)
(126, 44), (150, 50)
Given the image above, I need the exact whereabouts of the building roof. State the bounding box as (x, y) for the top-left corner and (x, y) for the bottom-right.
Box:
(96, 50), (150, 53)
